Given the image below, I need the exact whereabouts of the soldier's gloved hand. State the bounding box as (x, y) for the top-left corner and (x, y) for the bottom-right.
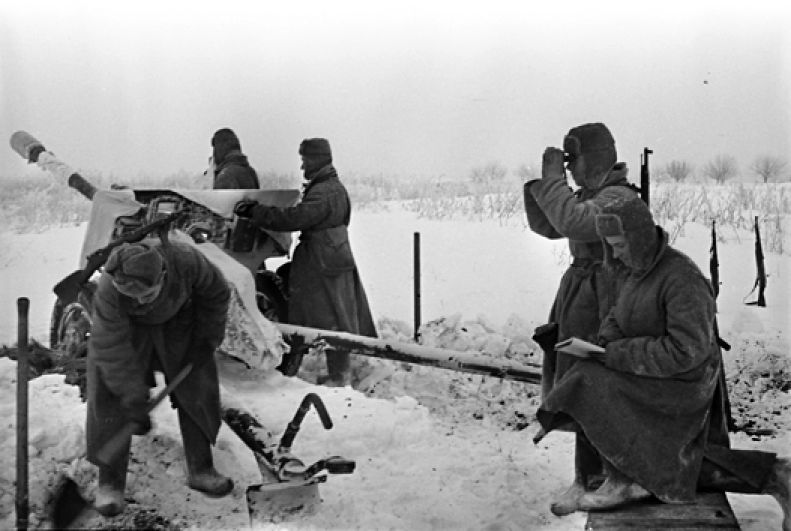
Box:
(541, 147), (566, 180)
(234, 199), (258, 218)
(122, 399), (152, 435)
(127, 410), (152, 435)
(532, 322), (558, 353)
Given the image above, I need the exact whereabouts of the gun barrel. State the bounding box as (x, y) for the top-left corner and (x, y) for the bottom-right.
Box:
(275, 323), (542, 384)
(9, 131), (97, 200)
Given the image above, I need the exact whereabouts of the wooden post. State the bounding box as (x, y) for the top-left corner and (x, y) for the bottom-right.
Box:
(16, 298), (29, 531)
(413, 232), (421, 342)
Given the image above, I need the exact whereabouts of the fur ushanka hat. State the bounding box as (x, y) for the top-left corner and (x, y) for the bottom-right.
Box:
(298, 138), (332, 161)
(595, 196), (658, 272)
(563, 123), (618, 185)
(563, 122), (616, 159)
(211, 128), (242, 164)
(105, 242), (165, 296)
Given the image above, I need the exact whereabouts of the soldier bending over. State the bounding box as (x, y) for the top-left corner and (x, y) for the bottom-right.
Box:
(87, 240), (233, 516)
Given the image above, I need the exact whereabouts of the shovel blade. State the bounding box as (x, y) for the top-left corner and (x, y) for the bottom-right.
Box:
(50, 477), (95, 529)
(246, 478), (322, 525)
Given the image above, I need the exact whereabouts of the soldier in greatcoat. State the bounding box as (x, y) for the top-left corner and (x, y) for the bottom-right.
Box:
(538, 196), (790, 529)
(87, 240), (233, 516)
(209, 128), (260, 189)
(234, 138), (377, 386)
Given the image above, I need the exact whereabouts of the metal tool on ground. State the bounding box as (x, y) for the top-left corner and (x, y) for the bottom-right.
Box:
(222, 392), (355, 526)
(51, 363), (193, 529)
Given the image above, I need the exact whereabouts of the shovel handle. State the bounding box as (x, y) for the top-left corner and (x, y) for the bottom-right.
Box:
(95, 363), (193, 467)
(94, 422), (141, 468)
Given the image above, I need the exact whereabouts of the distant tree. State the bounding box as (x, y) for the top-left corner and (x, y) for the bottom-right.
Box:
(750, 155), (787, 183)
(662, 160), (694, 182)
(702, 155), (739, 184)
(514, 163), (537, 182)
(469, 162), (508, 185)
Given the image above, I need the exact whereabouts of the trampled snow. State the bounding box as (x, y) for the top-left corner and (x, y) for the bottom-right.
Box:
(0, 205), (788, 529)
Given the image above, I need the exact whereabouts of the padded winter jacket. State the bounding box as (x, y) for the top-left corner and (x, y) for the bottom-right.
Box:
(539, 229), (723, 503)
(213, 150), (260, 189)
(87, 240), (230, 453)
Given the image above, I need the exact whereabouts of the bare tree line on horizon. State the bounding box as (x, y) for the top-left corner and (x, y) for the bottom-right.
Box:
(658, 154), (788, 184)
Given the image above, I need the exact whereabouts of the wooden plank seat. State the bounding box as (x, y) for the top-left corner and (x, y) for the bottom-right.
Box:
(585, 491), (740, 530)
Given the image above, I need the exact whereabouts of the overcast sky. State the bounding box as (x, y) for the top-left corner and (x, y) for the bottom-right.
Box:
(1, 1), (788, 182)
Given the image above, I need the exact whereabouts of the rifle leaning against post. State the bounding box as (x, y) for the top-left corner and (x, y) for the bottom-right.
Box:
(710, 219), (720, 299)
(53, 210), (186, 306)
(709, 219), (731, 351)
(745, 215), (767, 307)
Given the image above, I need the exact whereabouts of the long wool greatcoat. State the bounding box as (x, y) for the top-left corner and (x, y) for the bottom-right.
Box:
(538, 228), (726, 503)
(247, 165), (376, 337)
(86, 240), (230, 465)
(214, 150), (260, 189)
(524, 163), (638, 398)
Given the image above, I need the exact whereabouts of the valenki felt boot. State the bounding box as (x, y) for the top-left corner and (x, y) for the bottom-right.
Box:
(578, 459), (651, 511)
(179, 408), (234, 497)
(94, 460), (128, 517)
(551, 433), (604, 516)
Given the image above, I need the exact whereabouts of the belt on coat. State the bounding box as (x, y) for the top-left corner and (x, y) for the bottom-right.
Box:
(300, 225), (346, 241)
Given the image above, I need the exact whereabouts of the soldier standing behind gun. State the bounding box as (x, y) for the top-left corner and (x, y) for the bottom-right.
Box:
(208, 128), (260, 189)
(233, 138), (377, 386)
(523, 122), (639, 516)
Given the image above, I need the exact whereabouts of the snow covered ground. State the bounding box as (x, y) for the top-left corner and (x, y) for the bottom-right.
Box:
(0, 205), (788, 530)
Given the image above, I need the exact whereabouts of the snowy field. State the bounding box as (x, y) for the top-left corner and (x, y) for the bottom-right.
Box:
(0, 205), (788, 530)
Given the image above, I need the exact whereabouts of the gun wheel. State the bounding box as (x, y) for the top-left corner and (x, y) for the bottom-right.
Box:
(255, 270), (288, 323)
(50, 299), (91, 359)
